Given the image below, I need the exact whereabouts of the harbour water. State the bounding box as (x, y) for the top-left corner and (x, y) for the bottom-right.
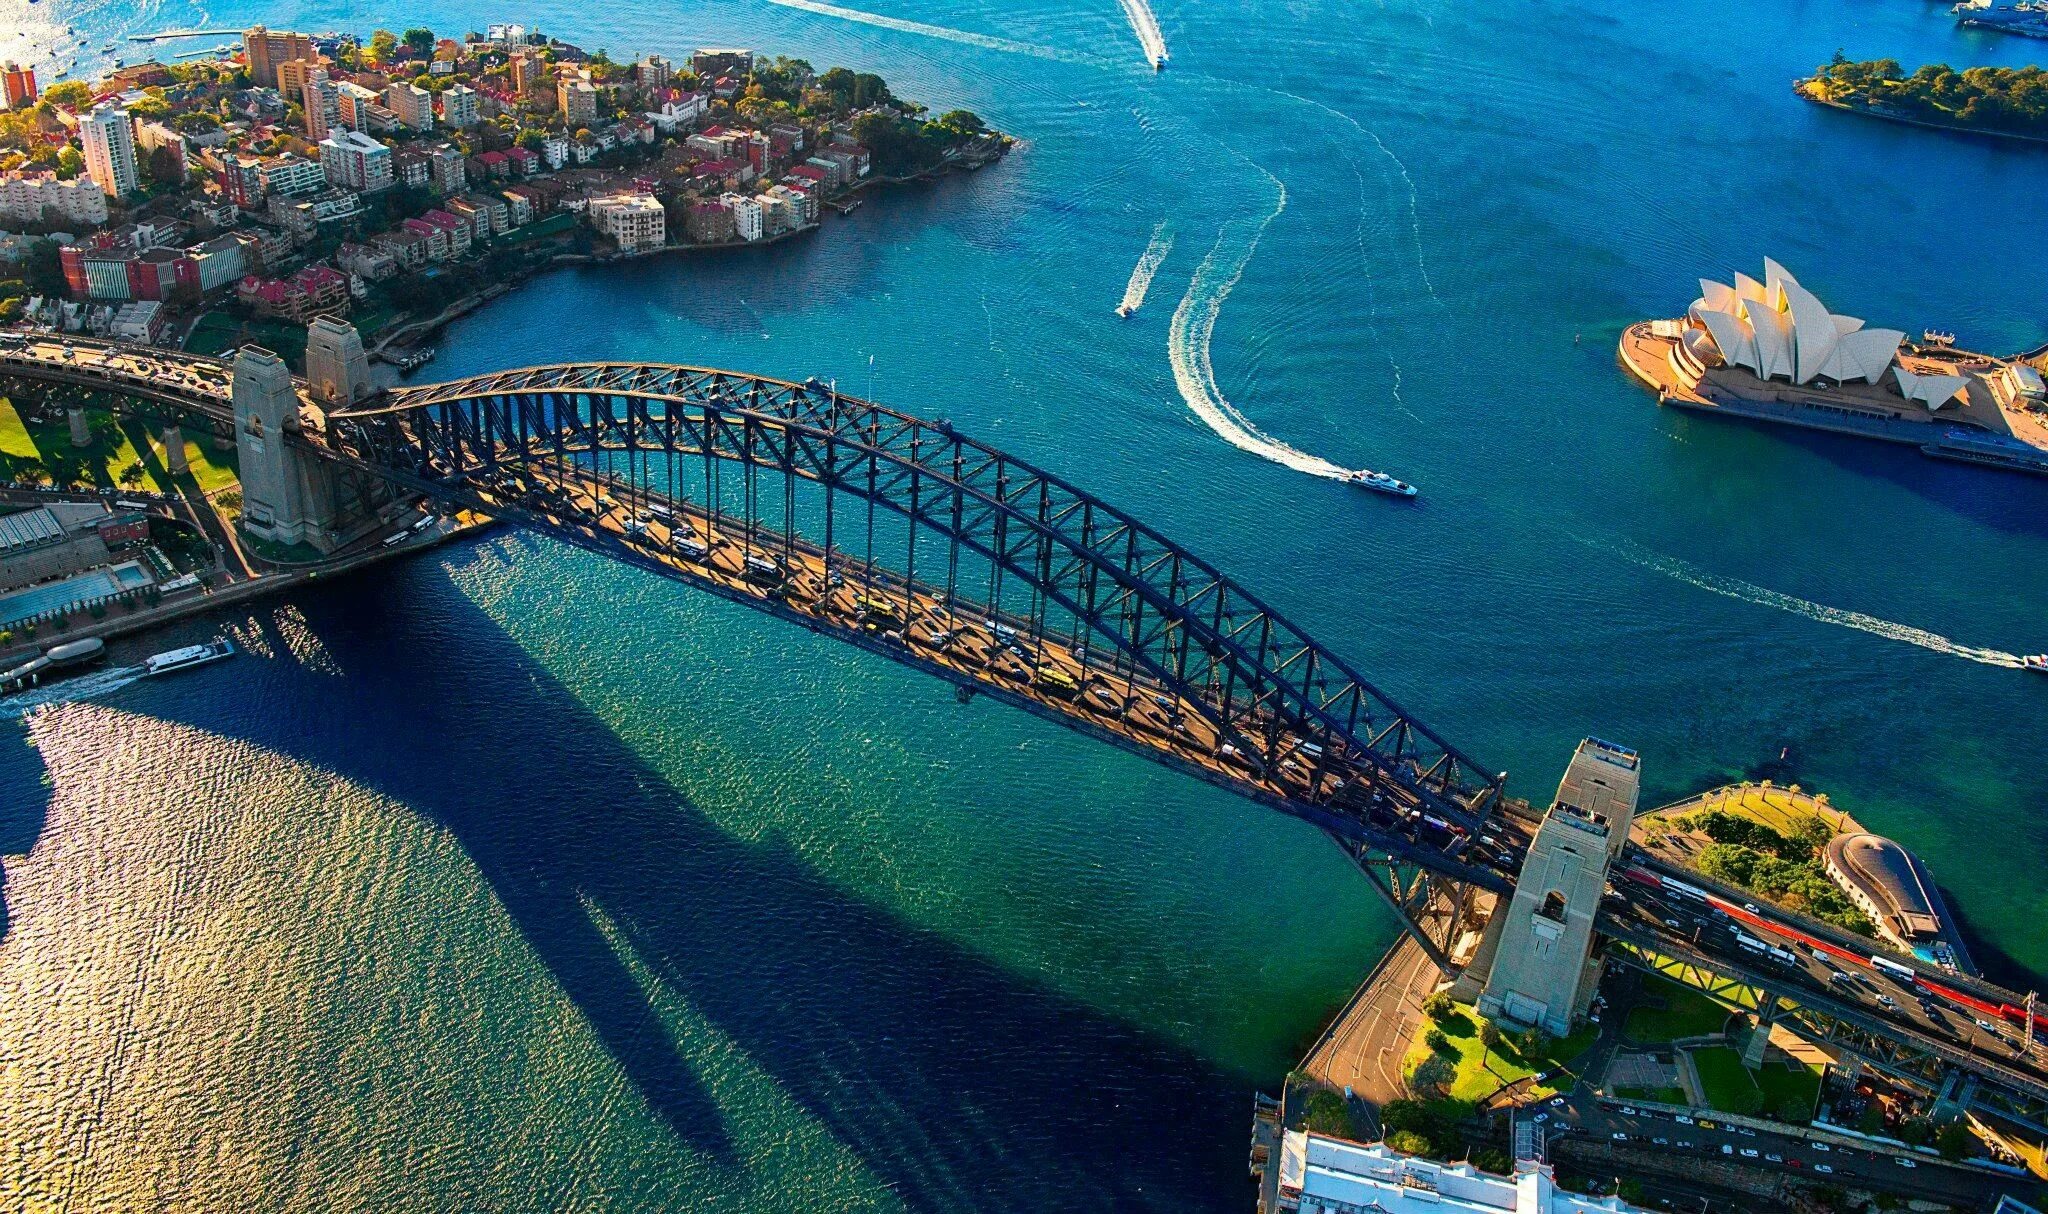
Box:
(4, 0), (2048, 1208)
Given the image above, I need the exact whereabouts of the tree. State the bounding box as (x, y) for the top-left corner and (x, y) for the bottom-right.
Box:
(1424, 1027), (1451, 1053)
(1471, 1148), (1512, 1175)
(1478, 1019), (1504, 1053)
(369, 30), (400, 64)
(1422, 992), (1454, 1021)
(1934, 1122), (1972, 1160)
(40, 81), (92, 110)
(144, 144), (184, 186)
(55, 147), (84, 181)
(1301, 1089), (1358, 1139)
(1386, 1130), (1433, 1157)
(403, 28), (436, 57)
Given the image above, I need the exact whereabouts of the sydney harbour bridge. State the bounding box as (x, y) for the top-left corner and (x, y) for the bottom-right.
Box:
(5, 328), (2048, 1139)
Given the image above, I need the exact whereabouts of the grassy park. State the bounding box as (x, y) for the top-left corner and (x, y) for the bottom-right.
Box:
(1688, 1044), (1822, 1122)
(0, 397), (238, 496)
(1403, 1000), (1598, 1103)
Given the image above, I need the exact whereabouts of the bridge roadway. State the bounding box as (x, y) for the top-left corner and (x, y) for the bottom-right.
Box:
(6, 333), (2048, 1115)
(1601, 853), (2048, 1112)
(412, 456), (1531, 898)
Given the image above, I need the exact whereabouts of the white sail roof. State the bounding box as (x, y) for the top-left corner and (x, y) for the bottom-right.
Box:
(1687, 260), (1902, 388)
(1893, 366), (1969, 411)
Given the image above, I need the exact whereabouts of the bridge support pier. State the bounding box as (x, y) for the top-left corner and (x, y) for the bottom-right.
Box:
(162, 425), (187, 476)
(68, 406), (89, 448)
(1932, 1069), (1979, 1123)
(231, 345), (379, 554)
(1742, 992), (1780, 1067)
(1479, 739), (1641, 1036)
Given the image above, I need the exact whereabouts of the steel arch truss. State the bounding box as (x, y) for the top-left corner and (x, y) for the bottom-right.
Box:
(325, 362), (1512, 888)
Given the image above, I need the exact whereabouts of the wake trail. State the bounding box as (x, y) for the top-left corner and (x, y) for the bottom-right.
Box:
(1118, 221), (1175, 315)
(1116, 0), (1170, 66)
(0, 665), (148, 720)
(1166, 162), (1357, 482)
(759, 0), (1081, 61)
(1259, 84), (1439, 305)
(1605, 540), (2026, 669)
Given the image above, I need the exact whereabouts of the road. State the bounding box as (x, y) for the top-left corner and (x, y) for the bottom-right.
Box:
(1298, 930), (1441, 1131)
(1528, 1089), (2038, 1210)
(1604, 866), (2048, 1091)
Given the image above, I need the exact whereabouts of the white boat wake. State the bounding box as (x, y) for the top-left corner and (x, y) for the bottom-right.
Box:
(1116, 0), (1170, 67)
(0, 664), (146, 720)
(1166, 163), (1356, 482)
(759, 0), (1076, 60)
(1118, 221), (1174, 315)
(1608, 541), (2027, 669)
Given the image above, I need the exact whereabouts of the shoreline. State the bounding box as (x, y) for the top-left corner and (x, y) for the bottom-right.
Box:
(0, 515), (498, 685)
(10, 144), (1015, 661)
(1793, 78), (2048, 148)
(372, 143), (1013, 359)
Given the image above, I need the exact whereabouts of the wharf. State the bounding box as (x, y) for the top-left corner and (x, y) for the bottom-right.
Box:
(0, 507), (494, 677)
(1619, 321), (2048, 478)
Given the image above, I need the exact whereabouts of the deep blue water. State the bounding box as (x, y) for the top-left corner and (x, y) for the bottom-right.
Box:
(3, 0), (2048, 1208)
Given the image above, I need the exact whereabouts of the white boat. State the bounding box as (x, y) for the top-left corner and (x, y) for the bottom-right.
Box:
(1115, 303), (1133, 318)
(2025, 654), (2048, 674)
(1345, 469), (1418, 497)
(143, 637), (234, 676)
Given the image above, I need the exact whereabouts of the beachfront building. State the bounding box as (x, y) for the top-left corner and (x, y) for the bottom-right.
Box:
(587, 193), (666, 253)
(1275, 1134), (1647, 1214)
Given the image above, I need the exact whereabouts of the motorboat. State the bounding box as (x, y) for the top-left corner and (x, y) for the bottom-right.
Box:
(143, 637), (234, 676)
(1115, 303), (1133, 318)
(2025, 654), (2048, 674)
(1345, 469), (1418, 497)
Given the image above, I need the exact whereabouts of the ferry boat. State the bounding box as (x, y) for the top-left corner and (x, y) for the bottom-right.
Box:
(1345, 469), (1418, 497)
(2025, 654), (2048, 674)
(142, 637), (234, 677)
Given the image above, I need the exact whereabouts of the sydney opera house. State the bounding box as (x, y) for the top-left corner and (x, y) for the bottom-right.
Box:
(1619, 259), (2048, 476)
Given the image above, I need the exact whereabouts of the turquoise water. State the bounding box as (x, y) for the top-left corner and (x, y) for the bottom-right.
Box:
(5, 0), (2048, 1208)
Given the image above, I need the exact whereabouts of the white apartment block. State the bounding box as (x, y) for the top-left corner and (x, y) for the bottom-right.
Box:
(588, 193), (666, 253)
(79, 105), (138, 198)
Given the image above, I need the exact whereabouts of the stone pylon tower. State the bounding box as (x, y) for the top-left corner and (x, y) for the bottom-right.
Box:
(1477, 738), (1641, 1036)
(233, 345), (339, 552)
(304, 316), (372, 407)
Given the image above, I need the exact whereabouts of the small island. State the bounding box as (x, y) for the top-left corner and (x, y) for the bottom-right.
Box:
(1796, 53), (2048, 145)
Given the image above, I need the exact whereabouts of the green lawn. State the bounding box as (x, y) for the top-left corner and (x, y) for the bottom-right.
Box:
(0, 397), (238, 495)
(1403, 1005), (1599, 1103)
(1690, 1046), (1762, 1115)
(1687, 1045), (1821, 1122)
(1625, 975), (1737, 1043)
(1754, 1058), (1823, 1123)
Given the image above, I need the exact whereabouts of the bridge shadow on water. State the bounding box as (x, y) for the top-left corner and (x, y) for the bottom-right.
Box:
(136, 554), (1253, 1212)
